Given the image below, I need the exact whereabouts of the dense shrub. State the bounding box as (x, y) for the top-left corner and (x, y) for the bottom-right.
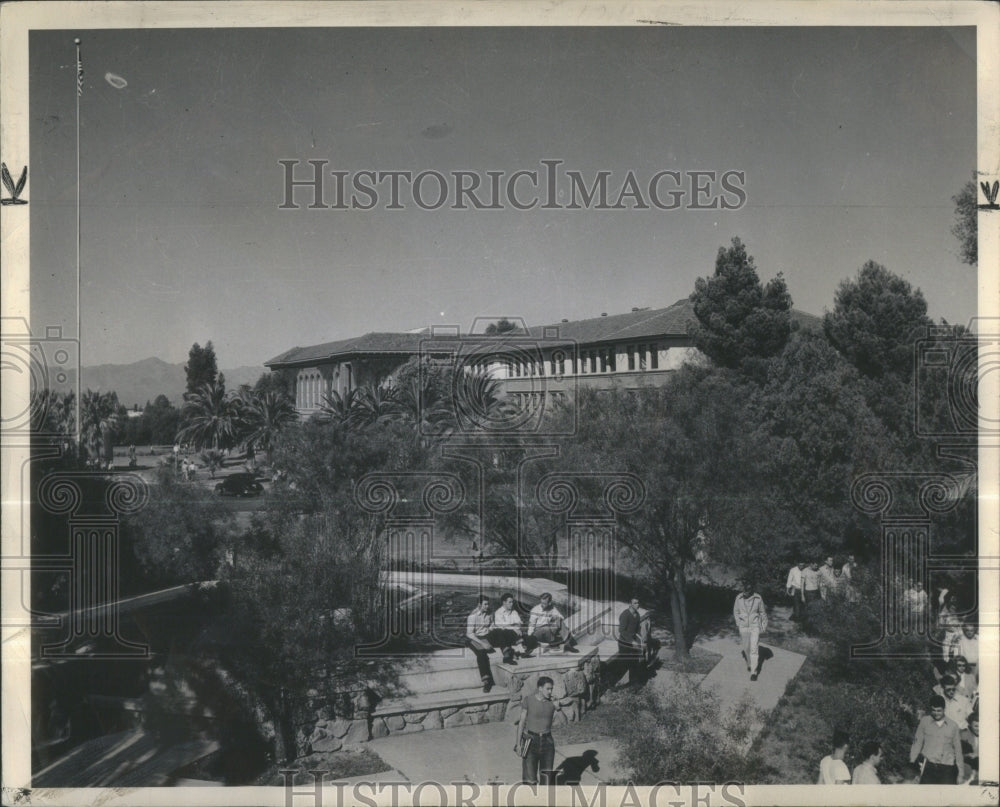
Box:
(121, 465), (234, 587)
(606, 677), (766, 783)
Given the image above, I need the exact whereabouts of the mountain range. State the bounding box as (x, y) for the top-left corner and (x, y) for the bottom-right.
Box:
(66, 358), (268, 409)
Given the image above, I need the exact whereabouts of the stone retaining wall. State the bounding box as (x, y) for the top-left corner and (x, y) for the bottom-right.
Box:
(499, 653), (602, 728)
(299, 651), (605, 752)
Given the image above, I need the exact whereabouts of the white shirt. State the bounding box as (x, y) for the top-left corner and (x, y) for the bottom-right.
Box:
(528, 603), (565, 634)
(786, 566), (802, 590)
(494, 606), (523, 629)
(951, 634), (978, 666)
(818, 755), (850, 784)
(943, 691), (973, 730)
(852, 761), (880, 784)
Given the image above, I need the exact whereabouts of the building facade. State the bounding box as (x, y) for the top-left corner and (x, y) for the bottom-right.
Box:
(265, 299), (817, 416)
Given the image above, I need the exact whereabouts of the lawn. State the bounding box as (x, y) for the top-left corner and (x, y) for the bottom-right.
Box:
(748, 619), (935, 784)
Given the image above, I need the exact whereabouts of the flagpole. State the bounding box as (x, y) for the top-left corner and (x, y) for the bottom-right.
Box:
(74, 37), (81, 452)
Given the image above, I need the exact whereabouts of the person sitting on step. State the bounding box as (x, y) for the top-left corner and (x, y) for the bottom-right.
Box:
(494, 592), (536, 661)
(466, 595), (521, 692)
(527, 593), (578, 653)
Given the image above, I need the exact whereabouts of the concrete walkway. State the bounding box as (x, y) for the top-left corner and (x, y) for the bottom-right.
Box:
(367, 722), (626, 785)
(697, 636), (806, 715)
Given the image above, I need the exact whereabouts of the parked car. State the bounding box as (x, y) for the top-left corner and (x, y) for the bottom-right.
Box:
(215, 472), (264, 497)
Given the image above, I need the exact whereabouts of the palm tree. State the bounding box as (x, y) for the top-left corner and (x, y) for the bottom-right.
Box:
(349, 383), (401, 430)
(79, 390), (123, 466)
(395, 375), (456, 439)
(177, 381), (241, 451)
(240, 389), (298, 465)
(32, 389), (76, 437)
(451, 367), (512, 432)
(317, 388), (359, 428)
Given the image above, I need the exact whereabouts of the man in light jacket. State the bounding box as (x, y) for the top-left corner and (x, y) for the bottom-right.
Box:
(733, 580), (768, 681)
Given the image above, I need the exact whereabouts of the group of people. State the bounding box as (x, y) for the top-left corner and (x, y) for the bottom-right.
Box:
(465, 592), (582, 786)
(818, 732), (888, 784)
(814, 575), (980, 786)
(785, 555), (858, 622)
(818, 702), (979, 786)
(918, 585), (980, 784)
(465, 592), (578, 694)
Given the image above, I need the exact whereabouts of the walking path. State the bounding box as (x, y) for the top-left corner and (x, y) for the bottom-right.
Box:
(366, 619), (807, 785)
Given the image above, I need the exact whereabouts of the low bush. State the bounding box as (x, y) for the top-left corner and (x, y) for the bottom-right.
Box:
(606, 677), (767, 783)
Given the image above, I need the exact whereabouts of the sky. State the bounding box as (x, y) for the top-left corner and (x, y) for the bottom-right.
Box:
(29, 26), (978, 369)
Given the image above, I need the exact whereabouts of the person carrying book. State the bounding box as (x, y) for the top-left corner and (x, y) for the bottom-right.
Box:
(516, 676), (562, 786)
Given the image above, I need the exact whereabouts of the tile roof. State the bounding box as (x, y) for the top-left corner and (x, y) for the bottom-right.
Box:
(265, 332), (431, 367)
(528, 299), (696, 344)
(531, 298), (821, 345)
(266, 299), (822, 367)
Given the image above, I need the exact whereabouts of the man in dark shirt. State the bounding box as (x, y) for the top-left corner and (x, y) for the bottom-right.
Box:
(618, 598), (646, 686)
(516, 676), (561, 786)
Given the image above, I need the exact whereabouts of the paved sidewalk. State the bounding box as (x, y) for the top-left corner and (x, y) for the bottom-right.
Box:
(367, 721), (624, 785)
(697, 636), (805, 715)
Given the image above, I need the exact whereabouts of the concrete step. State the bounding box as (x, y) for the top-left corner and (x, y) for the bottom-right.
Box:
(492, 645), (598, 687)
(374, 684), (511, 716)
(390, 664), (494, 695)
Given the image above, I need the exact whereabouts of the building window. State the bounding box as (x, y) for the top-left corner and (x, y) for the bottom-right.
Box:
(608, 349), (617, 372)
(638, 345), (647, 371)
(627, 346), (635, 371)
(650, 346), (659, 369)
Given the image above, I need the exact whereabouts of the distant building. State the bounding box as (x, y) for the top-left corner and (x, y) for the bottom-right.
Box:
(265, 299), (819, 415)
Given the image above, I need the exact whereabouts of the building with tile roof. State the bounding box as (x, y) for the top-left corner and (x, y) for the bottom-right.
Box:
(265, 299), (820, 415)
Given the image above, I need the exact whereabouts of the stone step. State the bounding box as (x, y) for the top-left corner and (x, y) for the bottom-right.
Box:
(374, 685), (511, 716)
(389, 664), (495, 695)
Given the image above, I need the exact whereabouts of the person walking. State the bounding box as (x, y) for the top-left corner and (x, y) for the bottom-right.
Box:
(786, 561), (805, 622)
(949, 622), (979, 678)
(817, 729), (851, 784)
(819, 557), (837, 601)
(947, 656), (977, 701)
(516, 676), (561, 786)
(841, 555), (859, 603)
(934, 675), (973, 730)
(733, 580), (768, 681)
(910, 694), (965, 784)
(618, 597), (647, 686)
(905, 580), (929, 633)
(852, 740), (883, 784)
(936, 590), (963, 670)
(802, 561), (821, 613)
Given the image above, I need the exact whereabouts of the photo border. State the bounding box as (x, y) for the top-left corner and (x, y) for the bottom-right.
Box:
(2, 2), (997, 805)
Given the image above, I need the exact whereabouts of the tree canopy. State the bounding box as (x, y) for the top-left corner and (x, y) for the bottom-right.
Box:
(951, 180), (977, 266)
(689, 238), (793, 369)
(823, 260), (931, 380)
(185, 341), (219, 394)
